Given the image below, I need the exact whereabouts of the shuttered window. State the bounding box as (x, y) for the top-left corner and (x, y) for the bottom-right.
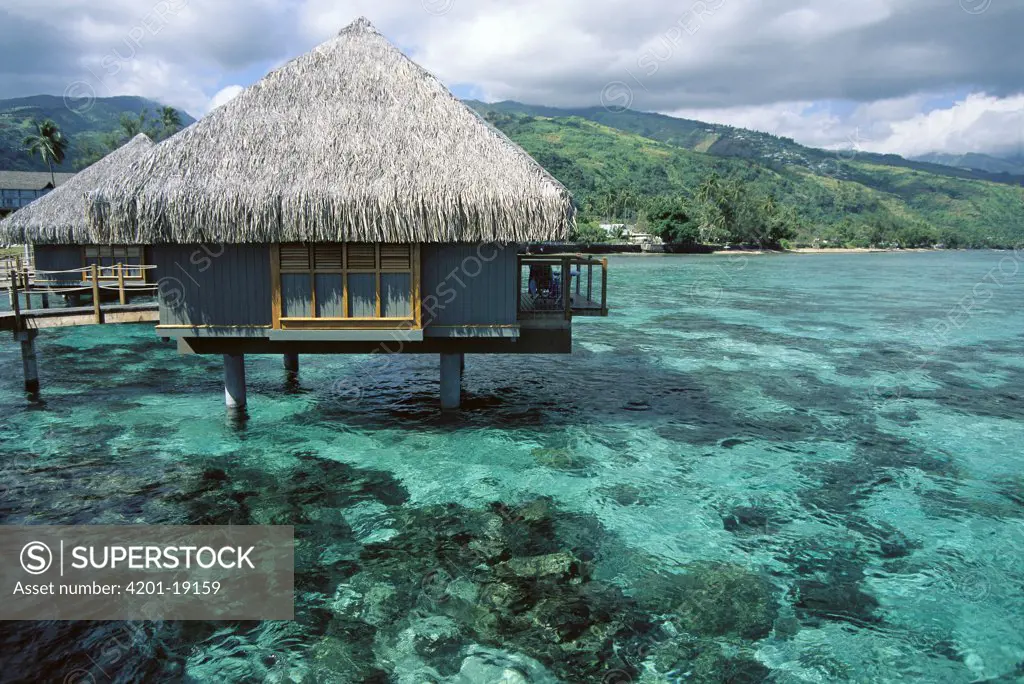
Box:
(83, 245), (145, 280)
(277, 243), (417, 324)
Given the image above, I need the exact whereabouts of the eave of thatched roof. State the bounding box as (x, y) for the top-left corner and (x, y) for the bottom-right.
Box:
(87, 17), (575, 245)
(0, 134), (153, 246)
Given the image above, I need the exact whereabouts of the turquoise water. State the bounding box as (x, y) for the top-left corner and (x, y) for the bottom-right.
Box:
(1, 251), (1023, 683)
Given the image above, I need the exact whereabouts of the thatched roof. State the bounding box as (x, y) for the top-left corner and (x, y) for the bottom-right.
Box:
(0, 171), (75, 191)
(0, 135), (153, 245)
(87, 17), (574, 245)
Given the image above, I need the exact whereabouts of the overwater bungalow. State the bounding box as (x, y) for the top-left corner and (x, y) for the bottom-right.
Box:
(0, 134), (157, 394)
(0, 134), (155, 290)
(81, 18), (608, 410)
(0, 17), (609, 412)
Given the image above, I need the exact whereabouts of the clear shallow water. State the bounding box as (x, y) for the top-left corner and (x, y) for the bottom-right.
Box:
(1, 252), (1023, 683)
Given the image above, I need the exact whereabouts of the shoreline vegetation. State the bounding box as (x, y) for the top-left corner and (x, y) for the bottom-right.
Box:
(528, 243), (1012, 256)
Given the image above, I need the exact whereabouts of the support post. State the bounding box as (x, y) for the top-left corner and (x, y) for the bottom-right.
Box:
(601, 258), (609, 314)
(16, 329), (39, 394)
(223, 354), (247, 410)
(283, 353), (299, 373)
(91, 264), (103, 323)
(117, 263), (126, 305)
(10, 269), (22, 333)
(440, 352), (463, 410)
(563, 256), (571, 320)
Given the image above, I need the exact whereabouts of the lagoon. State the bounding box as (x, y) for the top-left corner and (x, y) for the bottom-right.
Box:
(1, 251), (1022, 682)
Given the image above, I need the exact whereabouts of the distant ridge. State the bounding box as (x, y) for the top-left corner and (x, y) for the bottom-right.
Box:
(911, 151), (1024, 176)
(467, 100), (1024, 248)
(466, 100), (1024, 187)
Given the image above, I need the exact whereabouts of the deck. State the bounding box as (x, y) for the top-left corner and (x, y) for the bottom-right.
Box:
(4, 263), (161, 332)
(0, 303), (159, 332)
(519, 292), (606, 317)
(517, 254), (609, 319)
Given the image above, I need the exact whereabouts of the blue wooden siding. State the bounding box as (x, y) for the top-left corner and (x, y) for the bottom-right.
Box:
(420, 244), (516, 328)
(150, 245), (271, 326)
(33, 245), (83, 285)
(148, 243), (515, 331)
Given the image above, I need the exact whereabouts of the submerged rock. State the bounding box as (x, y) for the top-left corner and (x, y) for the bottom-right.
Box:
(645, 636), (770, 683)
(455, 645), (559, 684)
(597, 483), (650, 507)
(790, 579), (880, 624)
(398, 616), (465, 673)
(330, 576), (404, 627)
(495, 552), (583, 581)
(634, 562), (779, 640)
(722, 505), (772, 534)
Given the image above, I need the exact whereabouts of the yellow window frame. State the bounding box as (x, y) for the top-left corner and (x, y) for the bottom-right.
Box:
(271, 243), (421, 330)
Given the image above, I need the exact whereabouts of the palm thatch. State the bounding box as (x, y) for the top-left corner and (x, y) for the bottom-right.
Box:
(0, 134), (153, 246)
(88, 17), (574, 245)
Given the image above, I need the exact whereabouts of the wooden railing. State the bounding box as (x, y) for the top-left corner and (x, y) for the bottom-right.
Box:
(7, 263), (160, 331)
(517, 255), (608, 319)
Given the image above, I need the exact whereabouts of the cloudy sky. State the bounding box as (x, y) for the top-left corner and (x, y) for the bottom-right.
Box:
(1, 0), (1021, 158)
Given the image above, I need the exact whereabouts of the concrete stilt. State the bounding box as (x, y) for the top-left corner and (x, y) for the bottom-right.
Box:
(223, 354), (247, 410)
(440, 352), (464, 410)
(283, 353), (299, 373)
(16, 330), (39, 394)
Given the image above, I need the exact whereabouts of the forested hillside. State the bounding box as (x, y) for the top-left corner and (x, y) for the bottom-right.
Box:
(1, 94), (1021, 248)
(0, 95), (194, 171)
(473, 107), (1024, 249)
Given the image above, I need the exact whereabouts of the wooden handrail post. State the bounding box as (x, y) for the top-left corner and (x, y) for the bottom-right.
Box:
(601, 258), (608, 314)
(91, 264), (103, 323)
(10, 269), (22, 333)
(117, 263), (126, 305)
(563, 256), (571, 320)
(516, 254), (523, 318)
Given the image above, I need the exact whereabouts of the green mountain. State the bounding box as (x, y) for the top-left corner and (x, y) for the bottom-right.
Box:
(0, 95), (195, 171)
(471, 105), (1024, 248)
(467, 100), (1024, 188)
(1, 94), (1020, 248)
(912, 152), (1024, 176)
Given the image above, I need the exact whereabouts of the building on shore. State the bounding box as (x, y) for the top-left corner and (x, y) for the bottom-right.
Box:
(84, 18), (608, 411)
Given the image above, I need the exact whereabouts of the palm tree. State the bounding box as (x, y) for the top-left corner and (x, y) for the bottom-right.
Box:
(23, 119), (68, 187)
(119, 109), (150, 139)
(159, 106), (183, 139)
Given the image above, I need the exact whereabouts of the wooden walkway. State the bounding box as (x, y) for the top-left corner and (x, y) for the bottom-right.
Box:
(4, 263), (161, 333)
(0, 303), (158, 332)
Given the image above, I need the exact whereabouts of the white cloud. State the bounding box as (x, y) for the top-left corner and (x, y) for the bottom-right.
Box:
(208, 85), (244, 112)
(667, 93), (1024, 157)
(0, 0), (1021, 157)
(865, 93), (1024, 157)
